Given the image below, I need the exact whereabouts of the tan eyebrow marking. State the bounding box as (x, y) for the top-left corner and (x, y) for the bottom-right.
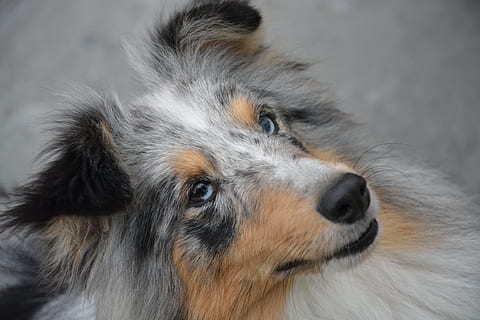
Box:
(173, 150), (214, 180)
(230, 95), (258, 127)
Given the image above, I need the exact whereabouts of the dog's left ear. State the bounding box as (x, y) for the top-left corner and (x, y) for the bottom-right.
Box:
(2, 93), (133, 230)
(151, 0), (263, 55)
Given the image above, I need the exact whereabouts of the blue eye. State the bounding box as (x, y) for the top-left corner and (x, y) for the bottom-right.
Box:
(188, 181), (216, 206)
(259, 115), (278, 135)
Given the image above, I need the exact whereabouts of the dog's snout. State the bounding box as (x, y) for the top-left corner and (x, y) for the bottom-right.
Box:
(317, 173), (370, 224)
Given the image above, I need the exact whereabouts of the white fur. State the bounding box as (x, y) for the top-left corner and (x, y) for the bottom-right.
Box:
(285, 249), (480, 320)
(34, 295), (94, 320)
(143, 88), (210, 130)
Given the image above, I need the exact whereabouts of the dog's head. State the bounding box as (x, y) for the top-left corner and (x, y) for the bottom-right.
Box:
(3, 1), (421, 319)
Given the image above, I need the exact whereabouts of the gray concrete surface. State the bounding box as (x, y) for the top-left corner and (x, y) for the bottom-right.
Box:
(0, 0), (479, 200)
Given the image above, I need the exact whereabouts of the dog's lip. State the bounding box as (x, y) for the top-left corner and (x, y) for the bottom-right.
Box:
(274, 259), (310, 273)
(272, 259), (318, 279)
(272, 219), (378, 278)
(330, 219), (378, 259)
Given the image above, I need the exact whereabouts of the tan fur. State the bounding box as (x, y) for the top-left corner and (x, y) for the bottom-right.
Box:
(230, 95), (257, 127)
(174, 189), (331, 320)
(99, 120), (114, 145)
(243, 280), (293, 320)
(202, 28), (263, 54)
(43, 216), (109, 287)
(378, 202), (431, 251)
(173, 150), (215, 180)
(231, 28), (264, 54)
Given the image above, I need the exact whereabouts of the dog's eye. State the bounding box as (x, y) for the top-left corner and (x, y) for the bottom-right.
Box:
(258, 114), (278, 136)
(188, 181), (216, 206)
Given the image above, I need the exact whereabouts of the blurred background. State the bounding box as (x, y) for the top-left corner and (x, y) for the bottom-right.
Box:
(0, 0), (479, 202)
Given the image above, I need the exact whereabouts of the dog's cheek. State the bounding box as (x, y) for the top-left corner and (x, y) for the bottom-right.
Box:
(172, 238), (291, 320)
(182, 215), (236, 256)
(172, 188), (329, 319)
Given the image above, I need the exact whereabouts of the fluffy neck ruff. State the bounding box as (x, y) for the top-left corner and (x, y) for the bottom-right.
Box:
(284, 247), (479, 320)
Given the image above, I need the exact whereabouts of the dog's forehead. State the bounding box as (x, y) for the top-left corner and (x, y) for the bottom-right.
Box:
(138, 84), (264, 144)
(129, 85), (300, 177)
(142, 87), (215, 130)
(132, 86), (256, 151)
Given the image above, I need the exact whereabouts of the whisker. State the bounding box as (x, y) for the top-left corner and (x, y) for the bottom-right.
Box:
(352, 142), (404, 171)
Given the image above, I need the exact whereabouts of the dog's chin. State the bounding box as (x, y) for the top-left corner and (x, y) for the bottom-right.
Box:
(323, 218), (380, 274)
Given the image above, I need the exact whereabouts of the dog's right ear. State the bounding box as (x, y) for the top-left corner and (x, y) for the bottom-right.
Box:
(2, 93), (133, 230)
(150, 0), (263, 56)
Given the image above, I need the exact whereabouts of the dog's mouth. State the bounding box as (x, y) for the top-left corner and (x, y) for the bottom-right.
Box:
(330, 219), (378, 259)
(274, 259), (309, 273)
(272, 219), (378, 277)
(273, 259), (316, 278)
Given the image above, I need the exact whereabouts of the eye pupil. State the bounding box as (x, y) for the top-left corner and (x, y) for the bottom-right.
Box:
(193, 184), (208, 198)
(259, 115), (278, 135)
(189, 181), (216, 205)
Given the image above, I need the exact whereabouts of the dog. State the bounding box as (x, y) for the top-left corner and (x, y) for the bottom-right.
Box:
(1, 1), (479, 319)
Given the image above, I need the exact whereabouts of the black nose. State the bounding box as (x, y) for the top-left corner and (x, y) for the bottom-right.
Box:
(318, 173), (370, 224)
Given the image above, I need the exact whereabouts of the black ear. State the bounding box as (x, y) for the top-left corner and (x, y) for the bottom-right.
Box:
(152, 0), (262, 54)
(3, 95), (133, 229)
